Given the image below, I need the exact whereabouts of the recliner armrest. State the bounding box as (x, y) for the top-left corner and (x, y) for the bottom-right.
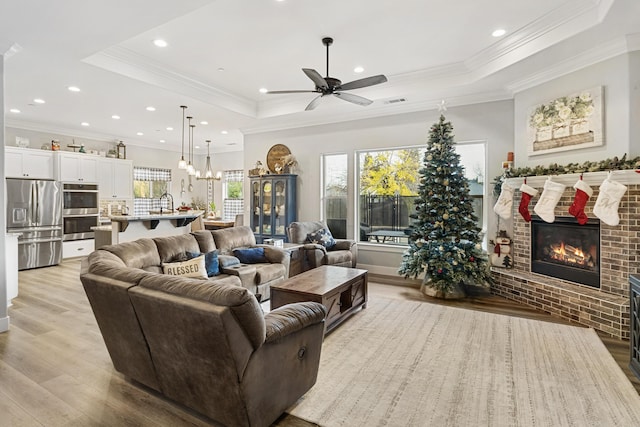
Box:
(332, 239), (356, 251)
(264, 302), (327, 343)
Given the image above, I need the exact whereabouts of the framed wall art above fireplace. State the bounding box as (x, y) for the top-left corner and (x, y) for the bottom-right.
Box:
(526, 86), (604, 156)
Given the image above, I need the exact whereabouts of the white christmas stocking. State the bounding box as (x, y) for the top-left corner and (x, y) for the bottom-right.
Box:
(533, 179), (566, 223)
(493, 182), (514, 220)
(593, 178), (627, 226)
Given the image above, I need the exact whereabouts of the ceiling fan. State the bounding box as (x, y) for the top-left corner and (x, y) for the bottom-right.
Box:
(267, 37), (388, 111)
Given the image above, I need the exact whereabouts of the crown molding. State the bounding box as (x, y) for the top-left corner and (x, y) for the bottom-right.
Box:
(506, 36), (630, 93)
(627, 33), (640, 52)
(83, 46), (257, 118)
(466, 0), (603, 79)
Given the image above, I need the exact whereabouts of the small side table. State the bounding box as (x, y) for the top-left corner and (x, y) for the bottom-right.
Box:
(283, 243), (305, 277)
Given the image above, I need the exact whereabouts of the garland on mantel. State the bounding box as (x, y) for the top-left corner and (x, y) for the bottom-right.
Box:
(492, 154), (640, 195)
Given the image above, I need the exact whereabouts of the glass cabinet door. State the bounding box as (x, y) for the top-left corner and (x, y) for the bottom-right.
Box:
(261, 181), (272, 235)
(252, 181), (260, 233)
(273, 179), (287, 236)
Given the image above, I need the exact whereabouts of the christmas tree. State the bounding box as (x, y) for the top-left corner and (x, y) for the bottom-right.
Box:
(398, 115), (492, 296)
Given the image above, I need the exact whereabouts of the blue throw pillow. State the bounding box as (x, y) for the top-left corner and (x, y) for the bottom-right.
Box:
(233, 247), (268, 264)
(187, 250), (219, 277)
(306, 228), (337, 249)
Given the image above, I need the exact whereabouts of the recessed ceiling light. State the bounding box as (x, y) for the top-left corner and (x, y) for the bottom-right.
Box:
(160, 139), (166, 143)
(111, 115), (120, 120)
(195, 145), (200, 149)
(259, 88), (268, 94)
(33, 98), (45, 104)
(9, 108), (20, 113)
(200, 121), (208, 125)
(136, 132), (144, 136)
(354, 66), (364, 73)
(221, 130), (228, 135)
(81, 122), (90, 126)
(166, 126), (173, 131)
(68, 86), (81, 92)
(153, 39), (168, 48)
(217, 68), (225, 72)
(492, 28), (506, 37)
(146, 106), (156, 111)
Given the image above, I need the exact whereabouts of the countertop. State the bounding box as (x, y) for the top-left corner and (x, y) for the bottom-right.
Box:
(109, 210), (204, 221)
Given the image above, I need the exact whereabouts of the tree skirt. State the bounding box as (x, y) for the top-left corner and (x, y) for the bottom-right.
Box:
(287, 298), (640, 426)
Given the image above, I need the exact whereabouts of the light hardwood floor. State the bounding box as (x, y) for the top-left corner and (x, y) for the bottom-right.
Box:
(1, 259), (638, 426)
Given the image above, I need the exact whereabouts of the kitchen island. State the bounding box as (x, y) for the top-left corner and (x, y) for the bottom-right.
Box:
(93, 210), (204, 249)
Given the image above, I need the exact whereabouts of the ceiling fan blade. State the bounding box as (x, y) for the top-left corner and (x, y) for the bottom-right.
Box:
(266, 90), (318, 94)
(305, 95), (323, 111)
(333, 92), (373, 106)
(338, 74), (388, 91)
(302, 68), (329, 89)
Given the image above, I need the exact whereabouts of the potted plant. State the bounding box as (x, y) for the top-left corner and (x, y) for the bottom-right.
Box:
(208, 201), (216, 218)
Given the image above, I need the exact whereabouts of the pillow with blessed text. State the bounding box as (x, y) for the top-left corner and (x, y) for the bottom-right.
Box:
(162, 255), (207, 279)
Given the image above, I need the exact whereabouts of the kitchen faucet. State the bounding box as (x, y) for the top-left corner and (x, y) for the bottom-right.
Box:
(159, 192), (174, 214)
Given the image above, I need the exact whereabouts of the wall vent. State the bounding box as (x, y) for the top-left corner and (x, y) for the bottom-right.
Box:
(384, 97), (407, 104)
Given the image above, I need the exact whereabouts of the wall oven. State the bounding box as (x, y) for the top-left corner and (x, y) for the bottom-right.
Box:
(62, 183), (99, 241)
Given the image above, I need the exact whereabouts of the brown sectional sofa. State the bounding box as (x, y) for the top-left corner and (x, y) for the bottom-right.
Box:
(80, 227), (327, 427)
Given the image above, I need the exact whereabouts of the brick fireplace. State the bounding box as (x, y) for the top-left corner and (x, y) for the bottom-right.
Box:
(491, 170), (640, 339)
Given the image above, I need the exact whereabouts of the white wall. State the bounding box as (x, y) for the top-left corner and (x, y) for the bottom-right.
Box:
(244, 100), (514, 275)
(514, 53), (635, 167)
(630, 51), (640, 155)
(1, 57), (8, 332)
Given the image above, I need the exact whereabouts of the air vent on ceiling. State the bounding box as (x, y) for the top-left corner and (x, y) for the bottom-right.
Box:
(384, 97), (407, 104)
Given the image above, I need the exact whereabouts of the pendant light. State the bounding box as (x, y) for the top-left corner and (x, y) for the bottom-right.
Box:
(186, 117), (195, 176)
(177, 105), (187, 169)
(197, 140), (222, 181)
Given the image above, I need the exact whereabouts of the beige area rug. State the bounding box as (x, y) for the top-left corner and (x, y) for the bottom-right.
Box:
(286, 297), (640, 426)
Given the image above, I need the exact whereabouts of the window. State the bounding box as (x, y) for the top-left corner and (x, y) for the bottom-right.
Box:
(356, 141), (485, 245)
(223, 170), (244, 221)
(133, 167), (172, 215)
(322, 153), (348, 239)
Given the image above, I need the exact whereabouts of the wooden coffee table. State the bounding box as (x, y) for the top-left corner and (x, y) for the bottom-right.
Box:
(270, 265), (368, 333)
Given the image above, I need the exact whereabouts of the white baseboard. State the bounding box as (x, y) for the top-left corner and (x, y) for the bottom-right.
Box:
(356, 263), (403, 277)
(0, 316), (9, 333)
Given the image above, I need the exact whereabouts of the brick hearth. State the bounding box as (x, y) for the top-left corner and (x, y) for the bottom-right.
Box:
(490, 171), (640, 339)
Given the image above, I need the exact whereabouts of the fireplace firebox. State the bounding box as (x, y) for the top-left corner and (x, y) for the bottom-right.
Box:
(531, 216), (600, 288)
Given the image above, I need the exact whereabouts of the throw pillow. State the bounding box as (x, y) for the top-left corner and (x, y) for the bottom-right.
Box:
(186, 250), (219, 277)
(306, 228), (337, 249)
(233, 247), (268, 264)
(162, 255), (207, 279)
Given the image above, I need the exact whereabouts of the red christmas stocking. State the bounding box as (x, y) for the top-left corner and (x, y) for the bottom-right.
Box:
(568, 179), (593, 225)
(518, 183), (538, 222)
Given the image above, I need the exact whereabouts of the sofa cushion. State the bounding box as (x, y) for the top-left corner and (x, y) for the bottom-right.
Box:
(306, 227), (336, 249)
(219, 254), (241, 268)
(255, 263), (286, 284)
(234, 247), (268, 264)
(187, 250), (219, 277)
(325, 250), (353, 266)
(212, 226), (257, 255)
(102, 238), (161, 269)
(154, 234), (201, 263)
(191, 230), (217, 253)
(163, 255), (207, 279)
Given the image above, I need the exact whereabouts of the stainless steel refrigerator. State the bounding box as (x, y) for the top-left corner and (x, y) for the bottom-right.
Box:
(6, 178), (63, 270)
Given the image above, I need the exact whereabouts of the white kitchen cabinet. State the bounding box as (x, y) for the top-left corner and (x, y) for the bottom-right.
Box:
(98, 158), (133, 199)
(5, 147), (55, 179)
(62, 239), (95, 259)
(57, 152), (98, 183)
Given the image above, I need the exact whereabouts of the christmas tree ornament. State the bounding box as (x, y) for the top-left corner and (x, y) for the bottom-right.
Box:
(593, 177), (627, 226)
(493, 182), (514, 220)
(533, 178), (566, 223)
(518, 182), (538, 222)
(568, 177), (593, 225)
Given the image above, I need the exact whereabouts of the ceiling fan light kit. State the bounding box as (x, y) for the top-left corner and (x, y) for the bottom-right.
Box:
(267, 37), (387, 111)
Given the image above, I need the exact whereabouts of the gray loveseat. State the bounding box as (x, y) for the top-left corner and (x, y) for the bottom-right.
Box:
(80, 232), (327, 427)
